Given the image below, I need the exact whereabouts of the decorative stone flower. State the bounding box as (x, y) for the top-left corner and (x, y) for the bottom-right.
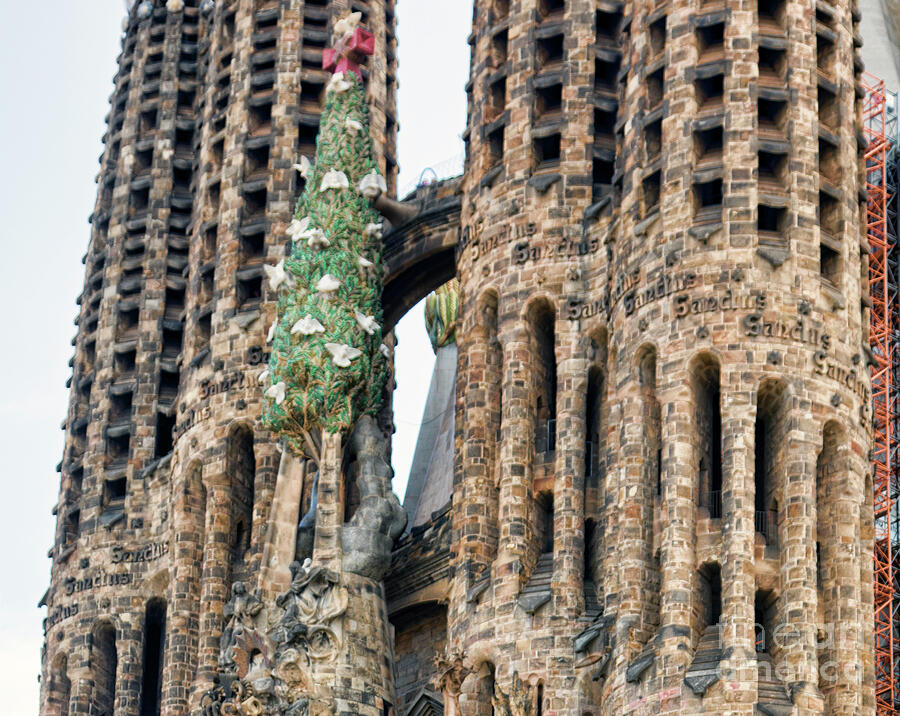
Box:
(320, 169), (350, 192)
(291, 315), (326, 336)
(324, 343), (363, 368)
(333, 12), (362, 39)
(267, 321), (277, 343)
(363, 223), (383, 240)
(166, 0), (184, 12)
(137, 1), (153, 19)
(379, 344), (391, 358)
(358, 170), (387, 199)
(265, 381), (287, 405)
(327, 72), (352, 95)
(292, 156), (312, 180)
(258, 369), (270, 384)
(316, 274), (341, 294)
(358, 256), (375, 269)
(264, 260), (289, 291)
(354, 310), (379, 336)
(345, 118), (364, 136)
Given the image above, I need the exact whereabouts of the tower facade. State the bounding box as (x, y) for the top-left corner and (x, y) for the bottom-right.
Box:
(446, 0), (875, 713)
(41, 1), (397, 714)
(42, 0), (881, 714)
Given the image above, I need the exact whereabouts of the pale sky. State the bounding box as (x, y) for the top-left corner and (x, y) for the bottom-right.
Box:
(0, 2), (470, 711)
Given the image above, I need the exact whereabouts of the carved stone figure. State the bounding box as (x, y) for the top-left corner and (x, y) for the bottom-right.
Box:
(273, 561), (348, 661)
(432, 652), (470, 716)
(341, 416), (407, 579)
(220, 582), (264, 675)
(492, 672), (534, 716)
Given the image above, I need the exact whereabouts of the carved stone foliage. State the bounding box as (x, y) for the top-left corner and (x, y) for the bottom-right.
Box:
(199, 562), (348, 716)
(341, 416), (407, 579)
(431, 652), (470, 716)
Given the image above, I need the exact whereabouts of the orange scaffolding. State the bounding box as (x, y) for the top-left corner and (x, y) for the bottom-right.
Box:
(864, 71), (900, 716)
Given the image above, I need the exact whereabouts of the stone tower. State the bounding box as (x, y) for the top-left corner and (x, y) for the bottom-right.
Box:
(40, 1), (397, 714)
(42, 0), (881, 714)
(445, 0), (875, 713)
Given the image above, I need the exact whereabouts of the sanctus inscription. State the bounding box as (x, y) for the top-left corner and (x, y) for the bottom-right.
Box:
(111, 541), (169, 564)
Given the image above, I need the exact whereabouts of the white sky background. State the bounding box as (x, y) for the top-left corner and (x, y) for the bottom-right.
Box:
(0, 2), (470, 711)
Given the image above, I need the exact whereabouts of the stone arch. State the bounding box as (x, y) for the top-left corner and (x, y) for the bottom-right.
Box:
(465, 660), (497, 716)
(46, 652), (71, 716)
(381, 182), (461, 332)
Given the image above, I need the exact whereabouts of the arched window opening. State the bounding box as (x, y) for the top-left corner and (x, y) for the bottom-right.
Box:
(529, 302), (557, 454)
(638, 346), (662, 640)
(48, 654), (70, 716)
(692, 356), (722, 518)
(536, 683), (544, 716)
(91, 622), (118, 716)
(755, 380), (786, 545)
(228, 425), (256, 581)
(140, 599), (167, 716)
(484, 292), (502, 565)
(585, 367), (604, 485)
(475, 662), (497, 716)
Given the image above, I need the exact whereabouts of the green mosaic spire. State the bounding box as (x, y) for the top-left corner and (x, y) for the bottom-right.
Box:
(262, 71), (388, 452)
(424, 279), (460, 352)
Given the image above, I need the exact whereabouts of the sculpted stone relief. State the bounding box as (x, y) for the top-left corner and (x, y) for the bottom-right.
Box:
(200, 562), (348, 716)
(432, 652), (470, 716)
(341, 416), (407, 580)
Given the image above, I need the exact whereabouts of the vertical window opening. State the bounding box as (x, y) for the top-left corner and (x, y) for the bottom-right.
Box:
(139, 599), (166, 716)
(228, 425), (256, 581)
(91, 622), (118, 716)
(530, 302), (557, 453)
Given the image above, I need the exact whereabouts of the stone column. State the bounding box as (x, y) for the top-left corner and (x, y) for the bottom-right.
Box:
(257, 452), (307, 602)
(551, 330), (586, 616)
(612, 362), (650, 654)
(495, 321), (534, 597)
(454, 297), (500, 589)
(656, 378), (698, 694)
(778, 417), (820, 710)
(313, 431), (343, 571)
(716, 378), (756, 713)
(162, 464), (205, 715)
(194, 476), (231, 692)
